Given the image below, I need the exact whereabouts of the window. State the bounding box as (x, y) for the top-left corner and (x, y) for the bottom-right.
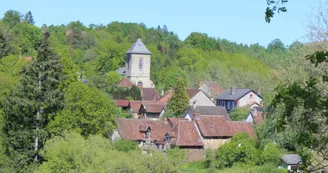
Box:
(137, 81), (143, 87)
(146, 130), (150, 140)
(139, 57), (143, 70)
(227, 101), (231, 109)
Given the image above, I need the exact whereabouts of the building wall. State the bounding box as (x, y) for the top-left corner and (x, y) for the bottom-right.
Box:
(125, 54), (154, 88)
(189, 92), (215, 106)
(185, 149), (205, 162)
(245, 113), (254, 122)
(199, 84), (214, 100)
(203, 138), (230, 149)
(237, 92), (262, 108)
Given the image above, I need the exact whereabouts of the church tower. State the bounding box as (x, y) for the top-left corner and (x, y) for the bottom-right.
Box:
(125, 38), (154, 88)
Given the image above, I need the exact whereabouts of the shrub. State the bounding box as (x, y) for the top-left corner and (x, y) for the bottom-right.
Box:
(262, 143), (282, 166)
(113, 139), (139, 152)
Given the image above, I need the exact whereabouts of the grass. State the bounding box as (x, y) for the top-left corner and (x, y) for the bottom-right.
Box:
(179, 162), (288, 173)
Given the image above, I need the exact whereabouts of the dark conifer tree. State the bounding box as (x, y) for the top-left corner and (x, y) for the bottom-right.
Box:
(3, 32), (64, 169)
(24, 11), (35, 25)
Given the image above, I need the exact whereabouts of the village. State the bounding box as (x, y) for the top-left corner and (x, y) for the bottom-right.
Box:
(110, 39), (263, 160)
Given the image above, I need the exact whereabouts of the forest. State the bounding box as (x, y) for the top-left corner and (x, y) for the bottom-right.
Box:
(0, 3), (327, 173)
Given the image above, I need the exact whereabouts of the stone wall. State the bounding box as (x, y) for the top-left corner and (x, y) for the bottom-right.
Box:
(203, 138), (230, 149)
(185, 149), (205, 162)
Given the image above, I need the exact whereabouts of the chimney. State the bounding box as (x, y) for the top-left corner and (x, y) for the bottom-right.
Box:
(153, 94), (156, 101)
(199, 81), (203, 87)
(257, 88), (261, 96)
(193, 100), (197, 109)
(231, 86), (237, 95)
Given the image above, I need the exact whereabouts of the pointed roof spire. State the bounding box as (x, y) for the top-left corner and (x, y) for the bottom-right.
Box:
(126, 38), (151, 55)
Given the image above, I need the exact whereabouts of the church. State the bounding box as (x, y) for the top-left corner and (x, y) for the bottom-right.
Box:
(119, 38), (155, 88)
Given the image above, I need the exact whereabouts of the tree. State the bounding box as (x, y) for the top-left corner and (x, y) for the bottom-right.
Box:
(23, 11), (35, 25)
(2, 10), (21, 28)
(47, 82), (117, 137)
(267, 39), (285, 53)
(0, 25), (14, 59)
(229, 107), (250, 121)
(3, 32), (65, 169)
(167, 77), (189, 117)
(265, 0), (288, 23)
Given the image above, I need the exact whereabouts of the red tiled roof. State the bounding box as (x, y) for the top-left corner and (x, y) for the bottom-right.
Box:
(114, 100), (130, 107)
(167, 118), (188, 127)
(228, 121), (255, 137)
(206, 81), (224, 95)
(196, 115), (233, 137)
(116, 78), (134, 88)
(141, 102), (166, 113)
(142, 88), (160, 101)
(169, 121), (204, 147)
(186, 89), (201, 98)
(129, 100), (143, 113)
(24, 56), (32, 61)
(195, 115), (255, 138)
(158, 88), (174, 103)
(116, 118), (170, 141)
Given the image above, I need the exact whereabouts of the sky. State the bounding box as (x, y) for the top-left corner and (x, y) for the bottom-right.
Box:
(0, 0), (316, 47)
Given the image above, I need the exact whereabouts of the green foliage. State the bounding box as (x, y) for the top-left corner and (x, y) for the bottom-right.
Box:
(2, 10), (21, 28)
(3, 35), (65, 169)
(265, 0), (288, 23)
(110, 85), (142, 100)
(215, 133), (261, 169)
(185, 32), (218, 51)
(23, 11), (34, 25)
(167, 77), (189, 117)
(167, 147), (187, 166)
(229, 107), (250, 121)
(113, 139), (138, 152)
(48, 82), (117, 137)
(262, 143), (283, 166)
(37, 131), (179, 173)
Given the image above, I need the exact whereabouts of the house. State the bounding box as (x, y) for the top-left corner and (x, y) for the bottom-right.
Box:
(215, 86), (263, 112)
(194, 114), (255, 149)
(139, 102), (166, 120)
(187, 89), (215, 106)
(141, 88), (160, 101)
(280, 154), (303, 171)
(158, 88), (215, 107)
(112, 118), (171, 149)
(114, 99), (130, 110)
(199, 81), (224, 100)
(162, 119), (205, 161)
(182, 105), (229, 120)
(129, 100), (143, 118)
(244, 107), (264, 125)
(166, 117), (188, 128)
(116, 77), (134, 88)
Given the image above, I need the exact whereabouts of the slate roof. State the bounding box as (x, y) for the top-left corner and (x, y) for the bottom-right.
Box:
(215, 88), (262, 100)
(281, 154), (302, 165)
(141, 102), (166, 113)
(116, 78), (134, 88)
(188, 106), (228, 117)
(115, 100), (130, 107)
(126, 38), (151, 55)
(195, 115), (255, 137)
(116, 118), (170, 141)
(142, 88), (160, 101)
(168, 121), (204, 147)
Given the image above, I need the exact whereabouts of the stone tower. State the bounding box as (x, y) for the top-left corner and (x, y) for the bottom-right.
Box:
(125, 38), (154, 88)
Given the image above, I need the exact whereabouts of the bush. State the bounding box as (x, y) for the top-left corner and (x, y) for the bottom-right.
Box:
(262, 143), (282, 166)
(166, 147), (187, 166)
(215, 133), (262, 169)
(113, 139), (138, 152)
(229, 107), (250, 121)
